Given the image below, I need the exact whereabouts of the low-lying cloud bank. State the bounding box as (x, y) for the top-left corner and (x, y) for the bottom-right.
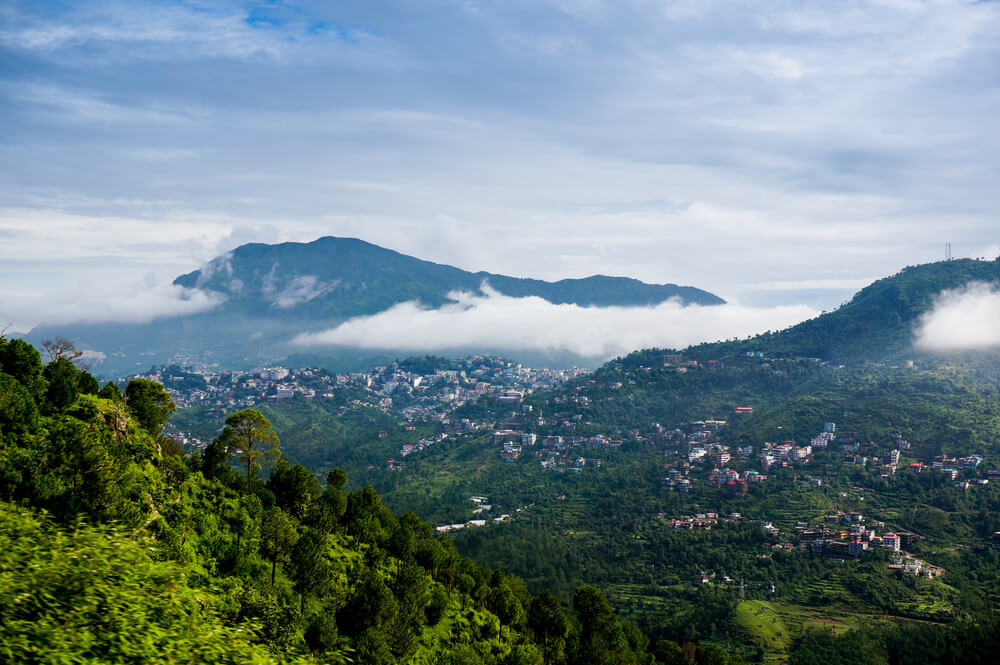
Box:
(292, 288), (817, 360)
(914, 282), (1000, 352)
(3, 282), (224, 331)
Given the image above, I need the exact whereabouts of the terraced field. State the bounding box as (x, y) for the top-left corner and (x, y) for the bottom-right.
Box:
(734, 600), (863, 664)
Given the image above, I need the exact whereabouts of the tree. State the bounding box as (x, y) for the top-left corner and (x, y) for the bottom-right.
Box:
(201, 438), (230, 480)
(0, 338), (44, 397)
(220, 409), (280, 489)
(338, 569), (398, 636)
(267, 458), (321, 519)
(125, 378), (176, 438)
(41, 336), (83, 364)
(289, 528), (333, 612)
(571, 586), (635, 665)
(529, 590), (569, 663)
(99, 381), (122, 401)
(261, 507), (299, 584)
(0, 373), (40, 440)
(327, 468), (347, 490)
(43, 358), (80, 413)
(653, 640), (685, 665)
(0, 502), (306, 665)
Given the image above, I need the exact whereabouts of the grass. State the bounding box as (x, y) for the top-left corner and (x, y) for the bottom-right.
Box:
(733, 599), (872, 664)
(734, 600), (792, 663)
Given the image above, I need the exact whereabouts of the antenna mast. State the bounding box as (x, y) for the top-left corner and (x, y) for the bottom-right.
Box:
(946, 243), (952, 261)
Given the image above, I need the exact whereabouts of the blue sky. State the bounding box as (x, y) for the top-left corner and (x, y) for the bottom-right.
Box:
(1, 0), (999, 332)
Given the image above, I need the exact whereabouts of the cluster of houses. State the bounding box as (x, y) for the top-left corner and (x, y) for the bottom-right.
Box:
(790, 512), (942, 575)
(487, 418), (621, 469)
(154, 357), (589, 447)
(905, 454), (996, 490)
(396, 433), (449, 460)
(386, 432), (455, 470)
(663, 468), (693, 492)
(151, 356), (599, 468)
(143, 365), (326, 413)
(662, 512), (743, 529)
(760, 440), (815, 471)
(907, 453), (986, 482)
(707, 468), (767, 495)
(433, 496), (517, 534)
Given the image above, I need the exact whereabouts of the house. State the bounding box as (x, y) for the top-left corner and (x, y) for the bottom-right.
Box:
(501, 443), (522, 461)
(882, 533), (901, 552)
(848, 541), (868, 557)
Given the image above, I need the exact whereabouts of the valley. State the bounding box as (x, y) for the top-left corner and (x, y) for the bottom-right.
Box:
(132, 259), (1000, 663)
(6, 258), (1000, 664)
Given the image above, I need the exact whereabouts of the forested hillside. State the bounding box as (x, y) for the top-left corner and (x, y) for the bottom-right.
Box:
(0, 334), (744, 664)
(684, 258), (1000, 362)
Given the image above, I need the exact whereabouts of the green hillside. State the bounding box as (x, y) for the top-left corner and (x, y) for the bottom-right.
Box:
(1, 334), (746, 665)
(685, 257), (1000, 362)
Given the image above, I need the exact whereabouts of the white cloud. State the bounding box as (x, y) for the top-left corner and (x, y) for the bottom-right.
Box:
(913, 281), (1000, 352)
(0, 281), (224, 332)
(261, 272), (338, 308)
(292, 286), (816, 360)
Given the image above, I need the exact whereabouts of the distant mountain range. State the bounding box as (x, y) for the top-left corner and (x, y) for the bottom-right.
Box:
(173, 236), (724, 316)
(29, 236), (724, 375)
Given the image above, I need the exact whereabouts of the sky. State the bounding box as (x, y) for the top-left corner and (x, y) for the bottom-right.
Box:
(2, 0), (999, 340)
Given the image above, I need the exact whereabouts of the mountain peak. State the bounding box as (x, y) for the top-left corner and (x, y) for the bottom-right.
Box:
(39, 236), (724, 374)
(174, 236), (725, 313)
(685, 257), (1000, 362)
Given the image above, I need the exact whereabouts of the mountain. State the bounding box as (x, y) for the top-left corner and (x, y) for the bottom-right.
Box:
(174, 236), (724, 317)
(29, 236), (723, 376)
(684, 257), (1000, 363)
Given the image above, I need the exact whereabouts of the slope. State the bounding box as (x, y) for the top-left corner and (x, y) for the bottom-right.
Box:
(685, 257), (1000, 362)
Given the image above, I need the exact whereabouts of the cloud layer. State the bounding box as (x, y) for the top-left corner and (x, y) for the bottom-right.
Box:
(2, 280), (223, 331)
(293, 287), (816, 360)
(914, 282), (1000, 352)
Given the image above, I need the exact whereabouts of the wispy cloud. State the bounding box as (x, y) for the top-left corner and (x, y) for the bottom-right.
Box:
(258, 267), (338, 308)
(913, 281), (1000, 352)
(292, 286), (816, 360)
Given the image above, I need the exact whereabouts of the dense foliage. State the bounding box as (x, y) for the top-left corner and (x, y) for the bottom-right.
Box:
(1, 336), (749, 664)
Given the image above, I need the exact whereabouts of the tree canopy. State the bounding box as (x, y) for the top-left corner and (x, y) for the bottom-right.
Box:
(220, 408), (282, 487)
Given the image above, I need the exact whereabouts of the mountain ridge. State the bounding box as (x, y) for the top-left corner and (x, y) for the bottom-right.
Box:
(172, 236), (724, 317)
(30, 236), (724, 375)
(678, 257), (1000, 363)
